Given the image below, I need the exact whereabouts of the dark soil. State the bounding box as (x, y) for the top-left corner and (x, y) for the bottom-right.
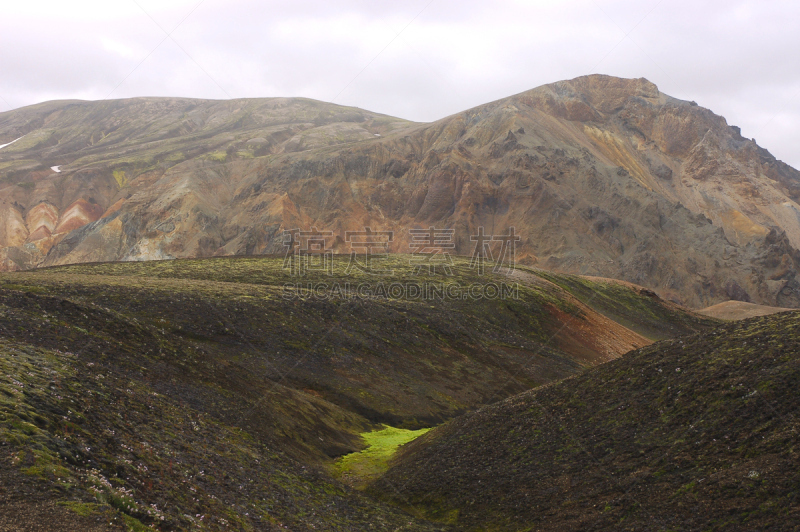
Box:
(0, 256), (717, 530)
(373, 312), (800, 531)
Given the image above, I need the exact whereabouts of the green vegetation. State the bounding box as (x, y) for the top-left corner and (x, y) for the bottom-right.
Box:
(0, 335), (434, 530)
(57, 501), (104, 518)
(112, 169), (129, 188)
(206, 150), (227, 162)
(334, 426), (431, 489)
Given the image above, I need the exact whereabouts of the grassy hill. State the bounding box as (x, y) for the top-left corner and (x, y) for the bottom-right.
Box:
(372, 312), (800, 531)
(0, 255), (715, 530)
(0, 97), (411, 179)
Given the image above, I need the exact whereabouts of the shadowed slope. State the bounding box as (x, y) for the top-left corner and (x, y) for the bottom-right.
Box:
(373, 312), (800, 531)
(0, 255), (716, 530)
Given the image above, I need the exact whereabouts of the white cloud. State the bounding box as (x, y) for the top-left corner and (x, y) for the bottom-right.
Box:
(0, 0), (798, 166)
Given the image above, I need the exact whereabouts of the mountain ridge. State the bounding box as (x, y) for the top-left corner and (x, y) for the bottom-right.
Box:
(2, 74), (800, 308)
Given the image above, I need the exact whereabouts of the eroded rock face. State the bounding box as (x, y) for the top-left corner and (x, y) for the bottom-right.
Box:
(54, 199), (105, 234)
(2, 75), (800, 307)
(25, 202), (59, 240)
(0, 205), (28, 247)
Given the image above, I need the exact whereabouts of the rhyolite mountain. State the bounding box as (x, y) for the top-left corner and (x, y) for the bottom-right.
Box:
(2, 74), (800, 308)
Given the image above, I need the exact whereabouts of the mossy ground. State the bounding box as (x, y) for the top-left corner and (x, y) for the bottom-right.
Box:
(0, 256), (714, 530)
(333, 426), (431, 489)
(0, 335), (441, 530)
(374, 312), (800, 531)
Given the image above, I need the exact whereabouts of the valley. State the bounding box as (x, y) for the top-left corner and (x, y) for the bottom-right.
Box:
(1, 75), (799, 530)
(374, 311), (800, 530)
(0, 255), (717, 530)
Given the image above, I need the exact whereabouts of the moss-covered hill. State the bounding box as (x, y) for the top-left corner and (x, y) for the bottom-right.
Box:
(373, 311), (800, 531)
(0, 256), (714, 530)
(532, 270), (720, 341)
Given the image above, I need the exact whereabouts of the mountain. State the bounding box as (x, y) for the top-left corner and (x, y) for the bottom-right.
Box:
(0, 256), (714, 530)
(0, 96), (412, 268)
(2, 75), (800, 308)
(371, 311), (800, 531)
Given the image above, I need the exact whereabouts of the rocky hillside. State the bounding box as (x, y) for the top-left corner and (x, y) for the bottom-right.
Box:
(0, 97), (411, 270)
(0, 256), (713, 530)
(372, 311), (800, 531)
(2, 75), (800, 307)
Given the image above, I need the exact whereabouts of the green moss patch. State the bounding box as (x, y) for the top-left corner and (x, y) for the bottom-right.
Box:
(333, 425), (431, 489)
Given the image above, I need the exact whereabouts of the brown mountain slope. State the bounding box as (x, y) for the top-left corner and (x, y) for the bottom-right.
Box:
(0, 97), (412, 267)
(698, 300), (793, 320)
(2, 75), (800, 307)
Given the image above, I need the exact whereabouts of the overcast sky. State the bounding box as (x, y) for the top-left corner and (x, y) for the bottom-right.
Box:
(1, 0), (798, 167)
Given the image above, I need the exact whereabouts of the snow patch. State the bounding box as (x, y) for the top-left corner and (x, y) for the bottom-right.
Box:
(51, 166), (61, 173)
(0, 136), (23, 150)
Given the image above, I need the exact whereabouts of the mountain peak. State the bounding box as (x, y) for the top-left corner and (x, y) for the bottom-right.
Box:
(2, 76), (800, 308)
